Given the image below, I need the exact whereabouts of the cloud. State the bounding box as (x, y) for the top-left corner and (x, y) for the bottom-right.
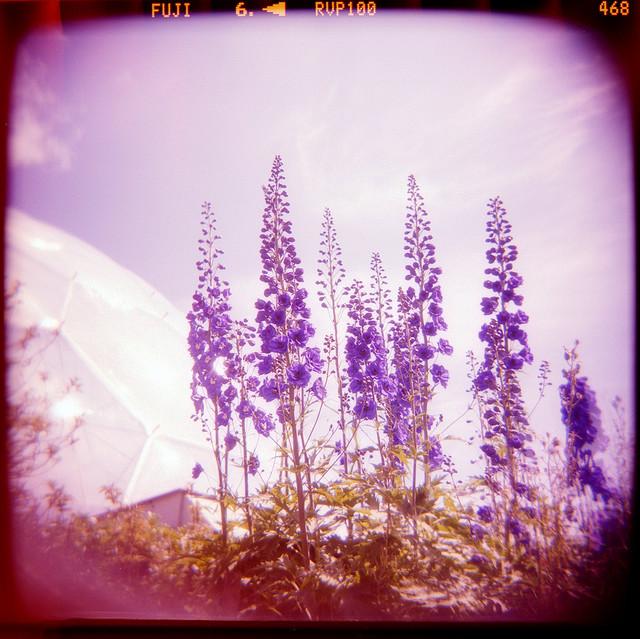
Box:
(9, 50), (81, 171)
(11, 108), (74, 170)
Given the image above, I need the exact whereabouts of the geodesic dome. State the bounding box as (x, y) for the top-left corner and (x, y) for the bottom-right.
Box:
(5, 208), (234, 514)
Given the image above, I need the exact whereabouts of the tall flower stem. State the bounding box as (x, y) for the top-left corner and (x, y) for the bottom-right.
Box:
(317, 209), (349, 475)
(279, 427), (289, 485)
(254, 156), (316, 567)
(473, 196), (535, 555)
(213, 405), (228, 545)
(230, 320), (257, 539)
(187, 202), (238, 548)
(288, 386), (310, 565)
(560, 342), (612, 507)
(369, 253), (392, 481)
(400, 176), (451, 497)
(239, 411), (253, 538)
(317, 209), (352, 539)
(407, 183), (432, 493)
(299, 391), (317, 542)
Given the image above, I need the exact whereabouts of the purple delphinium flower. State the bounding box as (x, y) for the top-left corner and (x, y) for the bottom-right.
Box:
(507, 432), (525, 449)
(561, 350), (603, 454)
(560, 344), (612, 502)
(470, 524), (487, 541)
(477, 505), (493, 523)
(257, 355), (273, 375)
(259, 378), (280, 402)
(473, 197), (534, 508)
(481, 297), (499, 315)
(387, 289), (417, 455)
(354, 396), (377, 420)
(427, 436), (444, 470)
(187, 203), (236, 419)
(507, 516), (530, 547)
(288, 320), (315, 347)
(311, 377), (327, 401)
(480, 443), (502, 466)
(253, 156), (320, 436)
(437, 338), (453, 356)
(514, 482), (528, 496)
(403, 175), (451, 376)
(247, 453), (260, 476)
(186, 202), (241, 545)
(253, 409), (275, 437)
(225, 432), (238, 451)
(578, 465), (612, 502)
(236, 399), (254, 419)
(431, 363), (449, 388)
(252, 158), (318, 564)
(475, 370), (496, 391)
(287, 362), (311, 388)
(415, 344), (435, 361)
(305, 347), (323, 373)
(503, 354), (524, 371)
(387, 176), (452, 484)
(344, 279), (384, 427)
(192, 462), (204, 480)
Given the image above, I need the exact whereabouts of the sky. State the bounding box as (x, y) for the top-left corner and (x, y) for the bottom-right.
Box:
(7, 10), (634, 485)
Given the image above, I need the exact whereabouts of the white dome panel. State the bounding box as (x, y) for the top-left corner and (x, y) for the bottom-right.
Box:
(5, 208), (216, 516)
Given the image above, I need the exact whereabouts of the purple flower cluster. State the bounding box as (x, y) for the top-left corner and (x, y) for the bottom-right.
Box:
(186, 202), (238, 429)
(192, 462), (204, 480)
(427, 436), (444, 470)
(367, 253), (423, 460)
(247, 453), (260, 476)
(344, 280), (386, 422)
(560, 350), (612, 502)
(225, 431), (238, 451)
(470, 523), (487, 541)
(187, 204), (266, 543)
(507, 516), (530, 547)
(254, 156), (320, 427)
(561, 375), (602, 456)
(387, 289), (418, 447)
(252, 408), (275, 437)
(577, 465), (611, 502)
(473, 198), (535, 495)
(477, 505), (493, 523)
(403, 175), (451, 384)
(386, 177), (452, 466)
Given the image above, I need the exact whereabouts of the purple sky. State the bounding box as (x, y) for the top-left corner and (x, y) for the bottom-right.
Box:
(8, 11), (634, 476)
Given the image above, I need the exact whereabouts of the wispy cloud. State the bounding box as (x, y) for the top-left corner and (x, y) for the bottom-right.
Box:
(10, 108), (75, 170)
(9, 50), (81, 171)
